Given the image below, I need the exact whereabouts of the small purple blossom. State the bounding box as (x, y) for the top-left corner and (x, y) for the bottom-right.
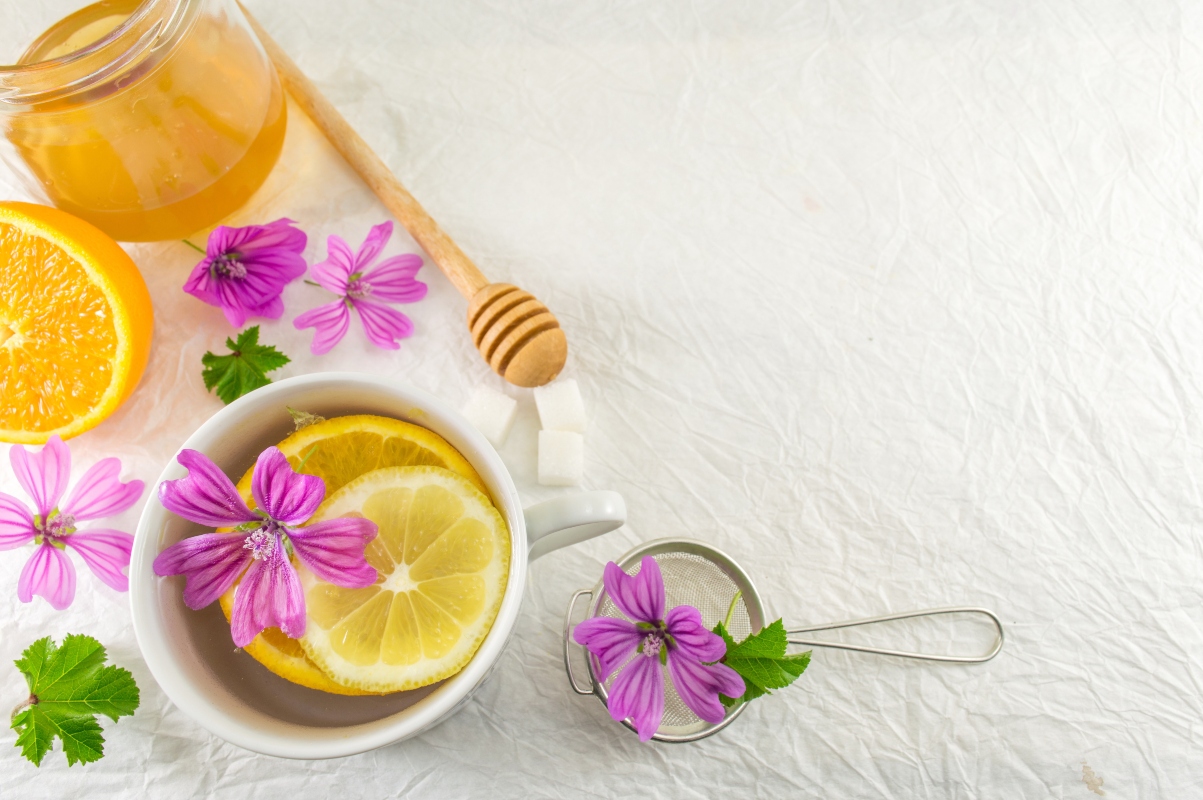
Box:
(152, 447), (377, 647)
(293, 221), (427, 354)
(183, 219), (308, 327)
(0, 436), (144, 610)
(573, 557), (745, 741)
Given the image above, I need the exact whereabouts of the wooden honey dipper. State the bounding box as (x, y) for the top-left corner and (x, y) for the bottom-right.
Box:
(243, 8), (568, 387)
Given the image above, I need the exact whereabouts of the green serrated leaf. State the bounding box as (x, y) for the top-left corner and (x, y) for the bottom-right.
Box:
(778, 651), (811, 678)
(28, 634), (108, 699)
(740, 681), (771, 702)
(10, 634), (139, 768)
(56, 714), (105, 766)
(712, 621), (737, 654)
(14, 637), (53, 693)
(725, 619), (788, 660)
(714, 617), (811, 706)
(724, 656), (800, 690)
(12, 707), (53, 767)
(200, 326), (291, 405)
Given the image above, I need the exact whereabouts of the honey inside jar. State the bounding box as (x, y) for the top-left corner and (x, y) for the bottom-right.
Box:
(0, 0), (286, 241)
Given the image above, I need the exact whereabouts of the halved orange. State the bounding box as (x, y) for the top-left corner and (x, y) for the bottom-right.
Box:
(0, 201), (152, 443)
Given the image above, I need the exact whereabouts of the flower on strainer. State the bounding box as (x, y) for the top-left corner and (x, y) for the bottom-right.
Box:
(573, 556), (745, 741)
(152, 447), (377, 647)
(0, 436), (143, 610)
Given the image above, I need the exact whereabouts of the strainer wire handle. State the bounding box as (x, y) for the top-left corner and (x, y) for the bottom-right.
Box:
(786, 606), (1005, 663)
(563, 589), (596, 695)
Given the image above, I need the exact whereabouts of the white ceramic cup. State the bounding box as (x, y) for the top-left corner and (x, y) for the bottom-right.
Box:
(128, 373), (625, 759)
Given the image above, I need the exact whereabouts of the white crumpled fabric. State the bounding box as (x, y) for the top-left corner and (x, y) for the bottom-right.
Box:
(1, 0), (1201, 796)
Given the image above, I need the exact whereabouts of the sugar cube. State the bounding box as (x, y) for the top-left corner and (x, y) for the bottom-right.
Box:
(533, 379), (586, 433)
(461, 385), (518, 447)
(538, 430), (584, 486)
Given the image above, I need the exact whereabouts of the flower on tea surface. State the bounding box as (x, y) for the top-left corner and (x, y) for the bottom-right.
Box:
(183, 219), (308, 327)
(0, 436), (143, 610)
(294, 221), (427, 354)
(153, 447), (377, 647)
(573, 557), (745, 741)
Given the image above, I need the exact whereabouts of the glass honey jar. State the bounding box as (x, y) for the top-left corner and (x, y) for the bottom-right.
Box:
(0, 0), (286, 241)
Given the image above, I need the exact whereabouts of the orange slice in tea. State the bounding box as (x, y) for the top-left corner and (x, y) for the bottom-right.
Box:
(218, 414), (488, 695)
(0, 201), (152, 443)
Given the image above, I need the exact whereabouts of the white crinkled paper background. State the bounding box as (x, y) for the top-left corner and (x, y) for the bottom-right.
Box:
(1, 0), (1201, 796)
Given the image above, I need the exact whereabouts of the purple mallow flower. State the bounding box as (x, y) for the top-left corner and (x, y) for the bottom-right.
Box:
(153, 447), (377, 647)
(183, 219), (308, 327)
(0, 436), (143, 610)
(573, 556), (745, 741)
(294, 221), (427, 354)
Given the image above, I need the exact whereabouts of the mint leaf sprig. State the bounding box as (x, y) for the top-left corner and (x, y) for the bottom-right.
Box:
(713, 592), (811, 708)
(201, 326), (290, 405)
(11, 634), (140, 767)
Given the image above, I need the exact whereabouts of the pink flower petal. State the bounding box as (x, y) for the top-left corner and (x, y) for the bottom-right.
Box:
(215, 219), (307, 264)
(294, 300), (351, 355)
(354, 300), (414, 350)
(229, 540), (305, 647)
(288, 518), (378, 587)
(64, 529), (133, 592)
(603, 557), (665, 625)
(362, 255), (427, 302)
(251, 447), (324, 525)
(186, 220), (306, 326)
(153, 531), (250, 609)
(182, 260), (222, 307)
(18, 543), (76, 610)
(666, 653), (745, 724)
(353, 221), (393, 270)
(11, 435), (70, 518)
(0, 492), (35, 550)
(60, 458), (144, 521)
(216, 292), (249, 327)
(572, 616), (643, 682)
(208, 220), (307, 287)
(665, 604), (726, 663)
(244, 294), (285, 321)
(159, 450), (258, 528)
(311, 235), (355, 294)
(230, 258), (303, 307)
(607, 652), (665, 741)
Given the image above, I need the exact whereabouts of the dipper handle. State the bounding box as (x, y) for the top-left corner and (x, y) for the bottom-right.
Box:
(243, 6), (567, 386)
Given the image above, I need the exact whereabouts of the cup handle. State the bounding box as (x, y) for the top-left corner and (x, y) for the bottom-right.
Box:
(524, 491), (626, 561)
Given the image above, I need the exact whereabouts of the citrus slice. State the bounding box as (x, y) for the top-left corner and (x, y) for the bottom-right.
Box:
(244, 413), (487, 498)
(0, 201), (153, 443)
(298, 466), (511, 693)
(218, 415), (488, 695)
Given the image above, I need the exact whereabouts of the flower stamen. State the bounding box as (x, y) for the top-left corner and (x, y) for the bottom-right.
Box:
(212, 256), (248, 280)
(243, 529), (276, 560)
(34, 511), (77, 542)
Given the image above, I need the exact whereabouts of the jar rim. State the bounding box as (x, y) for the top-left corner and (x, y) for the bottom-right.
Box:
(0, 0), (196, 107)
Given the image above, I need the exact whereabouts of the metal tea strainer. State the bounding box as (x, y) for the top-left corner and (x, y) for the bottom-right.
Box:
(562, 539), (1005, 743)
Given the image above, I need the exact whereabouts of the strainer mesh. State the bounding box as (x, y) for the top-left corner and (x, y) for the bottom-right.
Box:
(595, 551), (752, 732)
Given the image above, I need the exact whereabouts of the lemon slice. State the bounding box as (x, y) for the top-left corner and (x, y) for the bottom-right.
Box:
(298, 466), (511, 693)
(218, 414), (488, 695)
